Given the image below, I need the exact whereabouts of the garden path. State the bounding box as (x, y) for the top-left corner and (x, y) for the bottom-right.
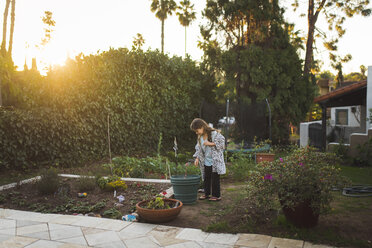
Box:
(0, 208), (333, 248)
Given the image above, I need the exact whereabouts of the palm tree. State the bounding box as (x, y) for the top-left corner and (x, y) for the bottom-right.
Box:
(150, 0), (177, 54)
(176, 0), (196, 57)
(8, 0), (16, 56)
(1, 0), (11, 55)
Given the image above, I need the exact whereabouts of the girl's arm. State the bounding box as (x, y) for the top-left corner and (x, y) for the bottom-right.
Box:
(211, 132), (225, 151)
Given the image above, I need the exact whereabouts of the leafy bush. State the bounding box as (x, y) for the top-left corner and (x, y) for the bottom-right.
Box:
(36, 168), (60, 195)
(109, 155), (200, 179)
(0, 49), (215, 170)
(354, 138), (372, 166)
(229, 153), (256, 180)
(103, 208), (122, 219)
(247, 147), (350, 215)
(76, 175), (96, 192)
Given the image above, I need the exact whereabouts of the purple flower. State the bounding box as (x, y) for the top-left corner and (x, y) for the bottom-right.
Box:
(264, 174), (274, 180)
(279, 158), (283, 162)
(299, 162), (303, 166)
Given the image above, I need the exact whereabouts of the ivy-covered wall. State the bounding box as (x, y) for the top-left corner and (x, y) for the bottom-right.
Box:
(0, 49), (214, 169)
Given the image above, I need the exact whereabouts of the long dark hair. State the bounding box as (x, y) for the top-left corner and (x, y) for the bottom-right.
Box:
(190, 118), (218, 142)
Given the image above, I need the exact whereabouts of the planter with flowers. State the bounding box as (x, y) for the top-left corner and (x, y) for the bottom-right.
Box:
(248, 146), (349, 228)
(254, 139), (275, 163)
(136, 193), (183, 223)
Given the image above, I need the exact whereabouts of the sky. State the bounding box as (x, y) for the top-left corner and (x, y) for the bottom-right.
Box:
(1, 0), (372, 75)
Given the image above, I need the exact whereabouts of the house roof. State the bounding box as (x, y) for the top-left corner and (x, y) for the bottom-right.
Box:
(314, 80), (367, 107)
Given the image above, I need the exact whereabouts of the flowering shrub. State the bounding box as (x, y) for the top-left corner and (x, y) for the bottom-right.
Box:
(247, 147), (350, 215)
(106, 180), (127, 191)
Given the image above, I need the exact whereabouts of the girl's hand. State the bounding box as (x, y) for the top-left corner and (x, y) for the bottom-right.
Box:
(204, 140), (215, 146)
(194, 158), (199, 166)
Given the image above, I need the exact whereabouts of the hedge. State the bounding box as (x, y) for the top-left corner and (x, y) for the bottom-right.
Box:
(0, 48), (214, 169)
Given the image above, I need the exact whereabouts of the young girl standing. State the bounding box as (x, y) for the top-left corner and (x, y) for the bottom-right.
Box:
(190, 118), (226, 201)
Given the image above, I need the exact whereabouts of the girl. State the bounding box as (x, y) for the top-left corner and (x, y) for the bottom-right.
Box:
(190, 118), (226, 201)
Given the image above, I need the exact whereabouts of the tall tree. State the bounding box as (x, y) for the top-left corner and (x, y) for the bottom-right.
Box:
(1, 0), (11, 55)
(150, 0), (177, 53)
(176, 0), (196, 57)
(40, 11), (55, 47)
(8, 0), (16, 56)
(199, 0), (314, 143)
(291, 0), (371, 78)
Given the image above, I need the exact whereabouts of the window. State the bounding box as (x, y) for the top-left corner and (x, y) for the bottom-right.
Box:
(336, 109), (348, 125)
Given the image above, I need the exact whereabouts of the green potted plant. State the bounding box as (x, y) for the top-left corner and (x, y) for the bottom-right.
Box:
(170, 138), (201, 205)
(136, 193), (183, 223)
(247, 146), (349, 228)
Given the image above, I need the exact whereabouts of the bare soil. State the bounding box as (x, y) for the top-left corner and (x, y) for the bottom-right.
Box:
(0, 177), (170, 218)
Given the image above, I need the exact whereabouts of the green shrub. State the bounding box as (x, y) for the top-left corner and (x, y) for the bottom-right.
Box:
(229, 153), (256, 180)
(36, 168), (60, 195)
(76, 174), (96, 192)
(0, 49), (214, 170)
(103, 208), (122, 219)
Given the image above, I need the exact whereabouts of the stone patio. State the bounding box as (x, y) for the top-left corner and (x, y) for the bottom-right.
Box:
(0, 208), (334, 248)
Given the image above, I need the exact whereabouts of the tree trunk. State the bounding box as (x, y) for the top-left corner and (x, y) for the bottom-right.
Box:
(0, 78), (2, 106)
(303, 0), (326, 78)
(161, 19), (164, 53)
(8, 0), (15, 56)
(184, 26), (187, 57)
(1, 0), (11, 54)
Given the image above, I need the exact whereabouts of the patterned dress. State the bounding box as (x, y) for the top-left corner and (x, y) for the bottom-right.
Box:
(193, 131), (226, 178)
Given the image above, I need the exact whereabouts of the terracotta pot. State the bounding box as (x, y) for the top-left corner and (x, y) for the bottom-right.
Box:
(136, 198), (183, 223)
(256, 153), (275, 163)
(281, 200), (319, 228)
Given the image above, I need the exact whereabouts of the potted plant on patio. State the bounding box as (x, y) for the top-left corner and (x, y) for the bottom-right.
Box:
(247, 146), (349, 228)
(136, 193), (183, 223)
(170, 137), (201, 205)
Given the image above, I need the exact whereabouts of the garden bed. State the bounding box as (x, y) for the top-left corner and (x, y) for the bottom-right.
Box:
(0, 177), (170, 219)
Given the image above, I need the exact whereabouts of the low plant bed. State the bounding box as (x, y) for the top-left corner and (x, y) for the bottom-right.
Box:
(0, 177), (170, 220)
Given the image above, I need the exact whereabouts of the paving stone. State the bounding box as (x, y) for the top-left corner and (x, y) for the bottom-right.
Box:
(49, 223), (75, 231)
(0, 209), (12, 218)
(85, 230), (121, 246)
(235, 233), (272, 248)
(95, 218), (131, 231)
(149, 225), (185, 246)
(70, 216), (106, 228)
(119, 222), (157, 240)
(196, 241), (233, 248)
(23, 239), (64, 248)
(163, 241), (202, 248)
(175, 228), (209, 242)
(58, 236), (88, 246)
(0, 228), (15, 236)
(268, 237), (304, 248)
(0, 219), (15, 230)
(50, 226), (83, 240)
(49, 215), (84, 225)
(0, 236), (37, 248)
(304, 242), (335, 248)
(16, 220), (43, 228)
(124, 236), (160, 248)
(94, 240), (127, 248)
(58, 243), (89, 248)
(17, 223), (48, 236)
(81, 227), (106, 236)
(21, 231), (50, 240)
(204, 233), (238, 245)
(0, 234), (13, 243)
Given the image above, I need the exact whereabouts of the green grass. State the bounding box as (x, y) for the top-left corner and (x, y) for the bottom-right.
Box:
(339, 165), (372, 185)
